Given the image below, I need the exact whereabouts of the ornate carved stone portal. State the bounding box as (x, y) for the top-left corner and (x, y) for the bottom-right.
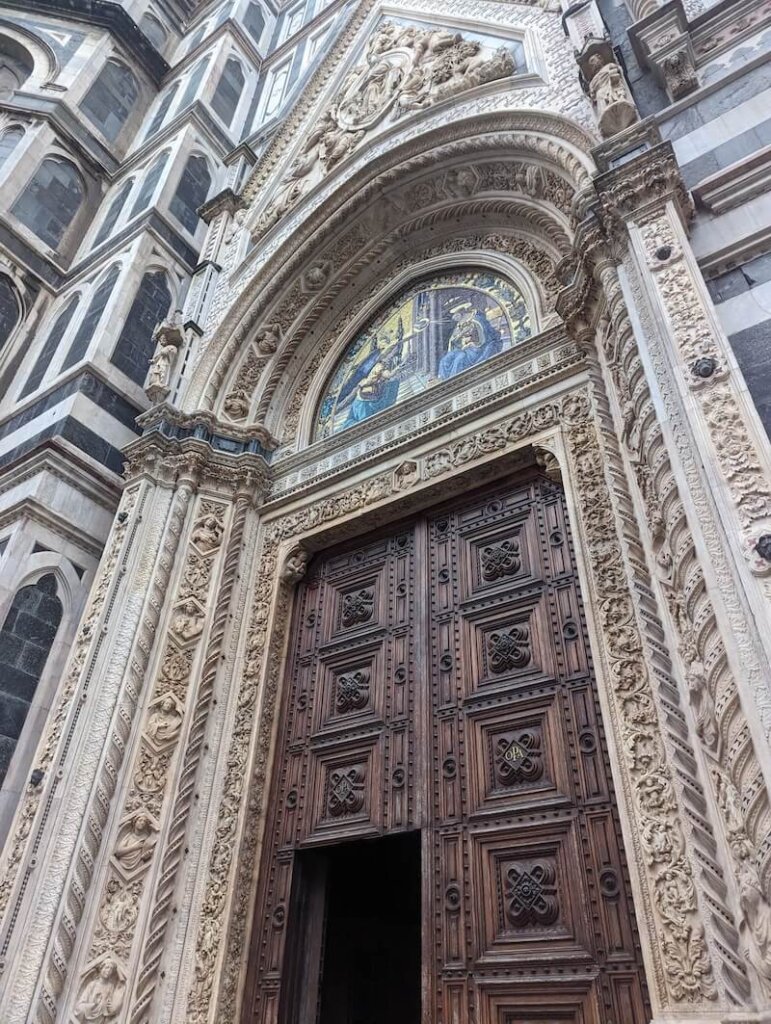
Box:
(242, 473), (651, 1024)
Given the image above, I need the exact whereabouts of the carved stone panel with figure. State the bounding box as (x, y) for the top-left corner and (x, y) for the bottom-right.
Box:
(243, 473), (650, 1024)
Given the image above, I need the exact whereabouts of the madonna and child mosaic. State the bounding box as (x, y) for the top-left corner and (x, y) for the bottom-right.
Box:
(314, 269), (532, 438)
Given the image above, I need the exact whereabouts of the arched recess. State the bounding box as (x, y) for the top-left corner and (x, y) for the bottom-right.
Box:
(294, 254), (548, 448)
(0, 25), (56, 94)
(186, 112), (593, 435)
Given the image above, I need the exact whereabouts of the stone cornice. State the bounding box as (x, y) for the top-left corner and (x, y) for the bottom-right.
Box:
(2, 0), (169, 85)
(122, 430), (272, 496)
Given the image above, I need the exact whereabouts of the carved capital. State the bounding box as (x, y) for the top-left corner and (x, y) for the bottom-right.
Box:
(594, 142), (693, 244)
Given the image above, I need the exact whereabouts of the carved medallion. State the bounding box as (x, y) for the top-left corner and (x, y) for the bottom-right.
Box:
(504, 859), (559, 928)
(327, 766), (365, 816)
(487, 625), (531, 673)
(494, 730), (543, 786)
(335, 669), (370, 713)
(480, 538), (521, 581)
(340, 588), (375, 628)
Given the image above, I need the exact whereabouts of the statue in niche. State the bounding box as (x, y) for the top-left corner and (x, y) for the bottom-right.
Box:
(585, 53), (637, 138)
(74, 957), (126, 1023)
(114, 813), (158, 873)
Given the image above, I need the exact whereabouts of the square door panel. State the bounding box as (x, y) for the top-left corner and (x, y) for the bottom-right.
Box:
(456, 507), (543, 602)
(471, 821), (592, 963)
(307, 740), (380, 840)
(461, 595), (555, 696)
(321, 563), (387, 643)
(313, 640), (385, 733)
(465, 693), (572, 815)
(476, 980), (600, 1024)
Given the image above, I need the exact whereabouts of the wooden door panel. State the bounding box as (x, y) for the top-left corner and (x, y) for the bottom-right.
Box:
(470, 819), (593, 964)
(464, 692), (572, 816)
(243, 473), (649, 1024)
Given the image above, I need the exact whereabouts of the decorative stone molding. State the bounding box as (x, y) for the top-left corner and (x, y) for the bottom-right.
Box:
(70, 494), (230, 1022)
(628, 0), (699, 102)
(0, 435), (270, 1024)
(251, 18), (521, 240)
(560, 137), (771, 1001)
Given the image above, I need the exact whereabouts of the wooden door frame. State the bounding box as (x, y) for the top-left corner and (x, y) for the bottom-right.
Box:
(206, 391), (730, 1024)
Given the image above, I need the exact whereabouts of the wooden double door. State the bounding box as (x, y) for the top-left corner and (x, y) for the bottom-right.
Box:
(244, 472), (650, 1024)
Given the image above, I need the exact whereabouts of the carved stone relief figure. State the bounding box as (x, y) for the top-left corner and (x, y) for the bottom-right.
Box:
(114, 813), (159, 875)
(252, 19), (519, 238)
(74, 957), (126, 1024)
(146, 694), (184, 748)
(281, 545), (309, 583)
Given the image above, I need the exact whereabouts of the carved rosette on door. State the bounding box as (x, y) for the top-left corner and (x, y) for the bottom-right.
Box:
(244, 474), (650, 1024)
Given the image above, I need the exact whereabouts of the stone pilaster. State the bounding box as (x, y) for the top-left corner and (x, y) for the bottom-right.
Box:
(0, 431), (269, 1024)
(561, 135), (771, 1012)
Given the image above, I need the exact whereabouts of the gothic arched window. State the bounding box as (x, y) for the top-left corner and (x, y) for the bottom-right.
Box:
(0, 125), (24, 166)
(211, 57), (244, 126)
(80, 60), (140, 141)
(130, 151), (169, 218)
(144, 82), (178, 140)
(21, 294), (79, 397)
(0, 274), (21, 351)
(0, 36), (33, 100)
(177, 57), (210, 111)
(62, 265), (120, 369)
(244, 2), (265, 43)
(11, 156), (85, 248)
(139, 12), (167, 50)
(111, 270), (171, 384)
(93, 178), (134, 248)
(186, 25), (206, 53)
(0, 574), (62, 787)
(169, 154), (211, 234)
(314, 268), (532, 439)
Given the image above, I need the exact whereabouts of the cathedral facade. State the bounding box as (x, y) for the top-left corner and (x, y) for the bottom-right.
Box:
(1, 0), (771, 1021)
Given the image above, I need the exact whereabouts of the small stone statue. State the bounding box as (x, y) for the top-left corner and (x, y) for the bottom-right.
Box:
(145, 309), (185, 403)
(586, 54), (637, 138)
(75, 957), (125, 1023)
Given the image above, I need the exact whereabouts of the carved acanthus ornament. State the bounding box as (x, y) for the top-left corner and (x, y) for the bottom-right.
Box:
(251, 19), (520, 239)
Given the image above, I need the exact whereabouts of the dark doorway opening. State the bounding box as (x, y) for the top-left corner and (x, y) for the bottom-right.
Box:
(282, 831), (422, 1024)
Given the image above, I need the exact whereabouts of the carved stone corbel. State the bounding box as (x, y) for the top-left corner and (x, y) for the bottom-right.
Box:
(628, 0), (699, 102)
